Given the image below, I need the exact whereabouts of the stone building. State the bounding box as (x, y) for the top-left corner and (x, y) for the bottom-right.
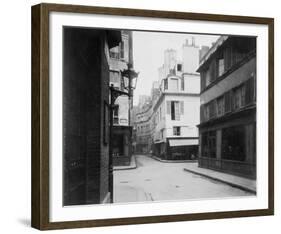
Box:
(63, 28), (122, 205)
(109, 30), (135, 166)
(152, 39), (201, 160)
(134, 98), (154, 154)
(197, 36), (256, 179)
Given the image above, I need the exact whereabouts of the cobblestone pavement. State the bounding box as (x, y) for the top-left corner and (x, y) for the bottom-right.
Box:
(114, 155), (253, 203)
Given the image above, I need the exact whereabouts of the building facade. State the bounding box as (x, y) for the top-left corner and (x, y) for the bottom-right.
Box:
(109, 30), (134, 166)
(151, 39), (201, 160)
(63, 28), (122, 205)
(134, 98), (154, 154)
(197, 36), (256, 179)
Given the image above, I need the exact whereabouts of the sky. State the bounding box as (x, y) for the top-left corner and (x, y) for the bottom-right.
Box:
(132, 31), (219, 105)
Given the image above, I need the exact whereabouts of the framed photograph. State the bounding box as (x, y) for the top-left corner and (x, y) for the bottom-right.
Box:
(31, 3), (274, 230)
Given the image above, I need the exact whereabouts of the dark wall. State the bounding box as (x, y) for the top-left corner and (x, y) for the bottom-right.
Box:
(63, 27), (110, 205)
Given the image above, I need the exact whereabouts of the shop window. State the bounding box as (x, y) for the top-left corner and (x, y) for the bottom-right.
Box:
(201, 131), (216, 158)
(222, 126), (246, 161)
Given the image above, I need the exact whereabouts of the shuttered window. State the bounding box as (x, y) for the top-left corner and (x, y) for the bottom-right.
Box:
(174, 102), (180, 120)
(170, 101), (180, 120)
(180, 101), (184, 115)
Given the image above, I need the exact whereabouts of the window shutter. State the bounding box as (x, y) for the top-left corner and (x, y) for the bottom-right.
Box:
(210, 60), (216, 82)
(225, 91), (231, 113)
(245, 78), (254, 105)
(180, 101), (184, 114)
(167, 101), (171, 115)
(175, 102), (180, 120)
(181, 77), (185, 91)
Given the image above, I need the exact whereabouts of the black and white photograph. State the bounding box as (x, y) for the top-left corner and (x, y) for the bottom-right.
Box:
(63, 28), (257, 206)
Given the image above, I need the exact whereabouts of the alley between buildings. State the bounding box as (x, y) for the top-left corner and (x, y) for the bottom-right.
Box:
(113, 155), (253, 203)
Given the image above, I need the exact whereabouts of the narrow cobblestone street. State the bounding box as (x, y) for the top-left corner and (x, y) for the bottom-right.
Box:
(114, 155), (253, 203)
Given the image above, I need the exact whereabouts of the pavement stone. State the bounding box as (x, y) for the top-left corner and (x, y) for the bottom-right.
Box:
(183, 162), (256, 194)
(151, 155), (197, 163)
(113, 154), (137, 171)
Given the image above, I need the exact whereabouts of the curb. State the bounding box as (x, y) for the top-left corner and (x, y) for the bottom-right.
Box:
(151, 155), (197, 163)
(183, 168), (256, 194)
(113, 155), (137, 171)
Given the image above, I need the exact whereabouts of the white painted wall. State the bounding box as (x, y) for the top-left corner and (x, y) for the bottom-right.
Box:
(182, 44), (200, 74)
(184, 74), (201, 93)
(115, 96), (129, 126)
(165, 95), (200, 138)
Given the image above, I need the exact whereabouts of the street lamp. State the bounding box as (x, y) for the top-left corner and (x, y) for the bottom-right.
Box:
(121, 63), (139, 97)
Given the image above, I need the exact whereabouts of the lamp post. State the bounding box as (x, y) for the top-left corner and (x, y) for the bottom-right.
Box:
(121, 63), (139, 125)
(108, 64), (138, 203)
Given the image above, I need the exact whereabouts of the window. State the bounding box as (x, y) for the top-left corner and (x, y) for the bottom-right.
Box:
(170, 78), (179, 91)
(217, 96), (225, 117)
(209, 100), (217, 119)
(120, 41), (124, 59)
(173, 127), (181, 136)
(201, 131), (216, 158)
(201, 71), (206, 91)
(222, 126), (246, 161)
(245, 77), (255, 105)
(171, 101), (180, 120)
(177, 64), (182, 72)
(204, 104), (210, 121)
(205, 69), (211, 87)
(218, 58), (225, 76)
(233, 85), (245, 110)
(113, 105), (119, 124)
(224, 90), (232, 113)
(217, 52), (225, 77)
(161, 129), (164, 139)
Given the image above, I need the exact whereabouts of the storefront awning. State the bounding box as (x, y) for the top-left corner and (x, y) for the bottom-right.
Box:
(169, 139), (198, 147)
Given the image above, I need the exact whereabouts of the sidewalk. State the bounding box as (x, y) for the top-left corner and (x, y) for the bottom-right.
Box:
(113, 154), (137, 171)
(183, 162), (256, 194)
(151, 155), (197, 163)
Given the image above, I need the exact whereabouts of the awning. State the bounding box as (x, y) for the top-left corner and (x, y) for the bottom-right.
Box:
(169, 139), (198, 147)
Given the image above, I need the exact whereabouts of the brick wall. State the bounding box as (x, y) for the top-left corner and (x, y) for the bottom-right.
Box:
(63, 28), (110, 205)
